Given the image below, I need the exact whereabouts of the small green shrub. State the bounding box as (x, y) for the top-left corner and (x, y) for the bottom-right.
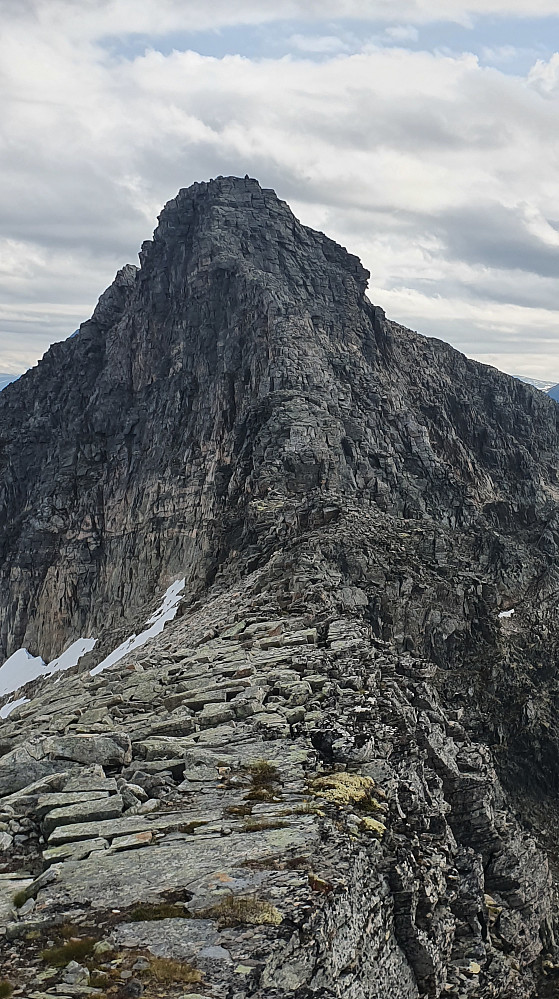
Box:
(248, 760), (281, 785)
(0, 981), (14, 998)
(12, 890), (27, 909)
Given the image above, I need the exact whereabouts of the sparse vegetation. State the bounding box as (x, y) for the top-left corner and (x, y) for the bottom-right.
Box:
(248, 760), (281, 783)
(12, 889), (27, 909)
(0, 981), (13, 998)
(40, 937), (96, 967)
(310, 772), (387, 821)
(242, 817), (288, 833)
(308, 873), (333, 893)
(224, 802), (253, 817)
(128, 902), (187, 921)
(59, 922), (85, 939)
(144, 956), (202, 984)
(245, 759), (283, 803)
(203, 894), (283, 927)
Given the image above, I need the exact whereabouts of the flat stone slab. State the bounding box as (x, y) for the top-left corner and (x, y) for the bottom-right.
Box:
(110, 916), (223, 961)
(37, 822), (319, 911)
(36, 791), (111, 818)
(47, 808), (222, 844)
(43, 837), (109, 864)
(43, 795), (124, 837)
(42, 733), (132, 766)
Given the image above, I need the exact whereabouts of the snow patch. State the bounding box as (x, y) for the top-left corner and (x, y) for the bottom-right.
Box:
(0, 638), (97, 699)
(499, 608), (515, 619)
(90, 578), (186, 676)
(48, 638), (97, 677)
(0, 649), (47, 698)
(0, 696), (29, 719)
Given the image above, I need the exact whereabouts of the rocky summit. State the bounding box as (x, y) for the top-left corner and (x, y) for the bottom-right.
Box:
(1, 178), (559, 998)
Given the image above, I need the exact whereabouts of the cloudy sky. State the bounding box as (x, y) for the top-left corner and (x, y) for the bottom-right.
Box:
(2, 1), (559, 381)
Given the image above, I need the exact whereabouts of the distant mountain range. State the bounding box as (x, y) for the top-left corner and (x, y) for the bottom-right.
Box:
(0, 374), (16, 392)
(515, 374), (559, 399)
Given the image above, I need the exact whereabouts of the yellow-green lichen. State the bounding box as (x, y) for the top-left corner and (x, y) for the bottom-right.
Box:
(360, 816), (386, 838)
(310, 772), (376, 807)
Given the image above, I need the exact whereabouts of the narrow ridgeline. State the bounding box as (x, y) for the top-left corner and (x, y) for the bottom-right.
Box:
(1, 178), (559, 998)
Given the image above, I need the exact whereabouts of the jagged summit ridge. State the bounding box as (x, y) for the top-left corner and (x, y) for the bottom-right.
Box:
(140, 176), (370, 303)
(0, 175), (557, 668)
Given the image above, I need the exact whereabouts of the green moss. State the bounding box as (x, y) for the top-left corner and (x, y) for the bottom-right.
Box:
(12, 889), (27, 909)
(128, 903), (187, 921)
(40, 938), (96, 967)
(310, 772), (376, 807)
(310, 773), (388, 822)
(0, 982), (13, 999)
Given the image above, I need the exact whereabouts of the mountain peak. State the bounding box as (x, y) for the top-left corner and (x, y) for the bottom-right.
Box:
(2, 180), (559, 994)
(137, 175), (371, 306)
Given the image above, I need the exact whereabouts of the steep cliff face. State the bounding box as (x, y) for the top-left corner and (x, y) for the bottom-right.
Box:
(1, 176), (558, 667)
(2, 177), (559, 997)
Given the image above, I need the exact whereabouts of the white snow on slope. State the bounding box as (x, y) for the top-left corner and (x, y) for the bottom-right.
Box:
(90, 578), (186, 676)
(0, 696), (29, 719)
(0, 649), (47, 697)
(0, 638), (97, 698)
(499, 608), (515, 619)
(49, 638), (97, 677)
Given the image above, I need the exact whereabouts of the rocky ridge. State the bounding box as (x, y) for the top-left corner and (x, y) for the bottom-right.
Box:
(0, 577), (554, 999)
(1, 177), (559, 997)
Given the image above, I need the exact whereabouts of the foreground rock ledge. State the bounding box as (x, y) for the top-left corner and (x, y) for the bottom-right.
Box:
(0, 579), (555, 999)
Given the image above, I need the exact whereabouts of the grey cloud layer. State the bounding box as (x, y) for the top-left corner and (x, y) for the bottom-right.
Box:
(2, 6), (559, 379)
(15, 0), (559, 34)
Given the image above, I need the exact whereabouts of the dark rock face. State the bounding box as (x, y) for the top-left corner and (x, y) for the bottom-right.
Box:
(1, 175), (558, 663)
(2, 177), (559, 997)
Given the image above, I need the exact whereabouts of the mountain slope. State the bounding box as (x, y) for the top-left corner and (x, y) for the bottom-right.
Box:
(1, 177), (559, 997)
(0, 176), (558, 665)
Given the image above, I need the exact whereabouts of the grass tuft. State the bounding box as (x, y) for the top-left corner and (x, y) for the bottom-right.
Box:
(0, 982), (13, 999)
(12, 890), (27, 909)
(144, 956), (202, 984)
(40, 938), (96, 967)
(242, 818), (288, 833)
(204, 894), (283, 928)
(128, 903), (187, 921)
